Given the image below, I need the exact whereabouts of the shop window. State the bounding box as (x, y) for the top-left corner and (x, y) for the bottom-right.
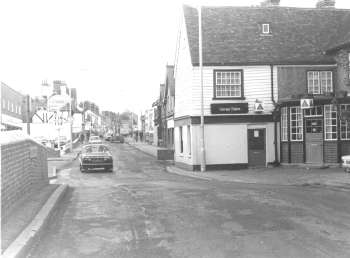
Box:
(290, 106), (303, 141)
(187, 126), (191, 155)
(307, 71), (333, 94)
(324, 105), (337, 140)
(340, 104), (350, 140)
(214, 70), (243, 98)
(281, 107), (288, 141)
(179, 126), (183, 153)
(304, 106), (323, 117)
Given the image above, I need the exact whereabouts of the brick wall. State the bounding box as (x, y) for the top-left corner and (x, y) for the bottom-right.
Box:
(290, 142), (303, 163)
(281, 142), (289, 163)
(324, 141), (338, 163)
(1, 139), (48, 219)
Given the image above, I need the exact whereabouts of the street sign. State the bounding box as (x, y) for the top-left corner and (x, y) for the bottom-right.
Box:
(300, 98), (314, 109)
(48, 94), (70, 112)
(254, 102), (264, 112)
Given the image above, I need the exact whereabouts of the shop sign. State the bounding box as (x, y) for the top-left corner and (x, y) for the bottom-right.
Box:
(254, 102), (264, 112)
(210, 103), (248, 114)
(300, 98), (314, 109)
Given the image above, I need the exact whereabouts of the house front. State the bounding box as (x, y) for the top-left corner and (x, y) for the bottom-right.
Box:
(174, 5), (279, 170)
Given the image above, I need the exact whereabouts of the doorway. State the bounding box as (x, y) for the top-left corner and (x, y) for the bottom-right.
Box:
(248, 128), (266, 167)
(305, 118), (323, 163)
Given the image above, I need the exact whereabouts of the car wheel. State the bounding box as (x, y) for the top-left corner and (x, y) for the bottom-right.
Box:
(80, 164), (85, 172)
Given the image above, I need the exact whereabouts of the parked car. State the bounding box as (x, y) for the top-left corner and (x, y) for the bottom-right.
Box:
(89, 135), (102, 144)
(79, 144), (113, 172)
(111, 135), (124, 143)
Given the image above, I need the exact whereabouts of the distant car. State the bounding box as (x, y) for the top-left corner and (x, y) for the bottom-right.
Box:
(89, 135), (102, 144)
(105, 134), (113, 141)
(79, 144), (113, 172)
(112, 135), (124, 143)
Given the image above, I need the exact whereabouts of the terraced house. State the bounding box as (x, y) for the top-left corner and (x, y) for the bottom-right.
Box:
(173, 0), (350, 170)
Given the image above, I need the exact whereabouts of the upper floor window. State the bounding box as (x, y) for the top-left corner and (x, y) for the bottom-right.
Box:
(2, 99), (5, 109)
(307, 71), (333, 94)
(214, 70), (243, 98)
(262, 23), (270, 34)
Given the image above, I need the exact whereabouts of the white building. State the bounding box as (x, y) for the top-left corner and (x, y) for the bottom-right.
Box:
(173, 5), (279, 170)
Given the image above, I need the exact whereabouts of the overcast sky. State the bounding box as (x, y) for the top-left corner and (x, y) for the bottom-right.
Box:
(0, 0), (349, 114)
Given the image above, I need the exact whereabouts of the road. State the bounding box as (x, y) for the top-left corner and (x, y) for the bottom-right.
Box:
(27, 143), (350, 258)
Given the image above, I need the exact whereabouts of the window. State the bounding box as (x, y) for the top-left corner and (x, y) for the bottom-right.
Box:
(290, 106), (303, 141)
(324, 105), (337, 140)
(304, 106), (323, 117)
(18, 106), (21, 115)
(179, 126), (183, 153)
(7, 100), (10, 110)
(187, 126), (191, 155)
(307, 71), (333, 94)
(214, 70), (242, 98)
(2, 99), (5, 109)
(281, 107), (288, 141)
(340, 104), (350, 140)
(11, 103), (14, 112)
(262, 23), (270, 34)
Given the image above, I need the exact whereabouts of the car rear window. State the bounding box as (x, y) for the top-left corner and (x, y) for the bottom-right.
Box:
(82, 145), (109, 153)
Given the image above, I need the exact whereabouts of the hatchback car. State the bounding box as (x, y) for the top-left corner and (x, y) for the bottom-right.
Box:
(79, 144), (113, 172)
(89, 135), (102, 144)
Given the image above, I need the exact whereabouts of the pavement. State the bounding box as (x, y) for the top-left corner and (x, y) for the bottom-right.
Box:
(1, 145), (81, 257)
(127, 139), (350, 188)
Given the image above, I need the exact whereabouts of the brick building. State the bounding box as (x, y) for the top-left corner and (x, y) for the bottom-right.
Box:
(1, 82), (25, 131)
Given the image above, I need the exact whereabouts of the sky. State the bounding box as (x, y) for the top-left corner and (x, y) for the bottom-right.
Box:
(0, 0), (349, 114)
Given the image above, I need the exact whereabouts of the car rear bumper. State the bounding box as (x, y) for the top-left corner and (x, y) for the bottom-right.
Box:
(81, 162), (113, 170)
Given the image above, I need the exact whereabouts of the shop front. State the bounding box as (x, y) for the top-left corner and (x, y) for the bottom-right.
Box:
(280, 99), (350, 165)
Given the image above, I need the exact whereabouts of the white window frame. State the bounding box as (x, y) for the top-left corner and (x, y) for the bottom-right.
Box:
(7, 100), (10, 111)
(214, 70), (242, 98)
(262, 23), (270, 34)
(340, 104), (350, 140)
(307, 71), (333, 94)
(18, 106), (21, 115)
(179, 126), (183, 154)
(2, 99), (5, 109)
(281, 107), (288, 142)
(290, 106), (303, 141)
(187, 125), (191, 156)
(303, 106), (323, 117)
(324, 104), (337, 141)
(11, 103), (14, 112)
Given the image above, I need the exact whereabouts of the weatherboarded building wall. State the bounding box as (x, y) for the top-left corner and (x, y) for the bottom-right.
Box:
(1, 132), (49, 219)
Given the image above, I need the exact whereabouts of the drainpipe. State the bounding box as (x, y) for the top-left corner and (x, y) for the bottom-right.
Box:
(271, 65), (279, 165)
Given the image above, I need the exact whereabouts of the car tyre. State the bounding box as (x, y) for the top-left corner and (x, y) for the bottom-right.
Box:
(80, 164), (85, 173)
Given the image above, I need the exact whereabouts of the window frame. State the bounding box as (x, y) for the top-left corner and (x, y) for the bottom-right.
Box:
(179, 126), (183, 154)
(340, 104), (350, 140)
(187, 125), (191, 156)
(324, 104), (337, 141)
(290, 106), (303, 141)
(281, 107), (288, 142)
(262, 23), (270, 34)
(307, 71), (333, 95)
(213, 69), (244, 100)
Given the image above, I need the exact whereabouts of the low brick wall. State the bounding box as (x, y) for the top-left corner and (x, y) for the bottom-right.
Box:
(1, 139), (49, 219)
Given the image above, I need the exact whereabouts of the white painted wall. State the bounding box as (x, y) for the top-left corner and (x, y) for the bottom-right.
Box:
(191, 66), (278, 116)
(174, 13), (193, 119)
(175, 122), (277, 166)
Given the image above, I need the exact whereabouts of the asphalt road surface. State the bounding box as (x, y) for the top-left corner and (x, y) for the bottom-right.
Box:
(27, 143), (350, 258)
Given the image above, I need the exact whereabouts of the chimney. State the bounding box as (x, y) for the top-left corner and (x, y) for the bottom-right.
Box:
(316, 0), (336, 8)
(260, 0), (280, 7)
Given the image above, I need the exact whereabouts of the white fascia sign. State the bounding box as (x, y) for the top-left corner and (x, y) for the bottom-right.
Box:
(300, 98), (314, 109)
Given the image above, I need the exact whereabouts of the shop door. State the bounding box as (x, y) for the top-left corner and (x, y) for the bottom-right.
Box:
(305, 118), (323, 163)
(248, 129), (266, 167)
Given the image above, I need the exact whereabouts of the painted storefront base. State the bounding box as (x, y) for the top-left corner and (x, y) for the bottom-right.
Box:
(174, 116), (278, 171)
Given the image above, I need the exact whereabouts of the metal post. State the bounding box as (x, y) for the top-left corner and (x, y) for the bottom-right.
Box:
(198, 6), (206, 172)
(69, 88), (73, 152)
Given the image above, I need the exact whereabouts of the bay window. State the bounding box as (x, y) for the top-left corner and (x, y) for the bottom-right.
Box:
(281, 107), (288, 141)
(290, 106), (303, 141)
(340, 104), (350, 140)
(324, 105), (337, 140)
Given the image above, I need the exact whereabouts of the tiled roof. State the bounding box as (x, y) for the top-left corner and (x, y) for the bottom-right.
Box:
(183, 5), (350, 66)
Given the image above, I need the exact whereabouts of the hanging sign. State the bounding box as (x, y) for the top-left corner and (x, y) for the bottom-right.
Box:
(300, 98), (314, 109)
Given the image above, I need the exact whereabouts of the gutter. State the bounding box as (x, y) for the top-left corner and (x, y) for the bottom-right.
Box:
(271, 64), (279, 165)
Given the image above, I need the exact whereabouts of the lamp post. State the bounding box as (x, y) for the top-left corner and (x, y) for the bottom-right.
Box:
(198, 6), (206, 172)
